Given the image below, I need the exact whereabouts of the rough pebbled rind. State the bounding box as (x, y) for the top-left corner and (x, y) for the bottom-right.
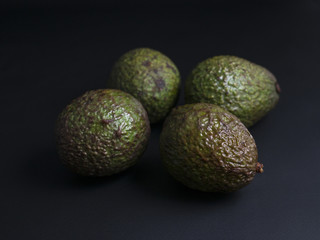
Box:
(55, 89), (151, 176)
(108, 48), (181, 124)
(185, 55), (280, 127)
(160, 103), (260, 192)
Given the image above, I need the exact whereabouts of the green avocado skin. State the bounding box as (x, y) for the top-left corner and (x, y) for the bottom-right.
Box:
(185, 55), (280, 127)
(55, 89), (151, 176)
(108, 48), (181, 124)
(160, 103), (260, 192)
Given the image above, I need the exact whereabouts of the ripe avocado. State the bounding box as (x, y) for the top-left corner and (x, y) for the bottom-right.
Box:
(108, 48), (181, 124)
(185, 55), (280, 127)
(55, 89), (150, 176)
(160, 103), (263, 192)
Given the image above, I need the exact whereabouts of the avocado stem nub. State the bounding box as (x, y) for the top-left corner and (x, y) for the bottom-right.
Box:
(256, 162), (264, 173)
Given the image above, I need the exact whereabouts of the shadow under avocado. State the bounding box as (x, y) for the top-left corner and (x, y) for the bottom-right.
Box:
(132, 154), (240, 204)
(23, 123), (241, 204)
(131, 125), (241, 204)
(22, 147), (134, 191)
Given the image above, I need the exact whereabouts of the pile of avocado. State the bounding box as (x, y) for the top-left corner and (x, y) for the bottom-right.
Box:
(56, 48), (280, 192)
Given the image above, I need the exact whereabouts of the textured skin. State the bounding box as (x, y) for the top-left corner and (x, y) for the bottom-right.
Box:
(185, 55), (280, 127)
(108, 48), (181, 124)
(55, 89), (150, 176)
(160, 103), (262, 192)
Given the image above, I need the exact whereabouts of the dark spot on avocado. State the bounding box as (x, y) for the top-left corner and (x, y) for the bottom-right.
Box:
(115, 126), (122, 138)
(155, 78), (166, 89)
(166, 63), (177, 73)
(142, 60), (151, 67)
(137, 91), (144, 97)
(87, 116), (94, 124)
(101, 119), (114, 124)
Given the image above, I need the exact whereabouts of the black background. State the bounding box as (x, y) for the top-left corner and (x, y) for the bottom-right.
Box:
(1, 1), (320, 239)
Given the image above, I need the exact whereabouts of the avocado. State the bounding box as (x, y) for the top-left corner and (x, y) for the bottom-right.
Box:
(108, 48), (181, 124)
(160, 103), (263, 192)
(55, 89), (150, 176)
(185, 55), (280, 127)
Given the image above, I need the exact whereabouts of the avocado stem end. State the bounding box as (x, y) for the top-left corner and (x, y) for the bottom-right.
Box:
(256, 162), (264, 173)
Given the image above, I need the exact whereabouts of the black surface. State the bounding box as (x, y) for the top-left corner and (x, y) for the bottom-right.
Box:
(1, 1), (320, 239)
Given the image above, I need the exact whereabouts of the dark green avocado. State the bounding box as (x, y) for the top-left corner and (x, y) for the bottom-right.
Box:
(55, 89), (151, 176)
(160, 103), (263, 192)
(185, 55), (280, 127)
(108, 48), (181, 124)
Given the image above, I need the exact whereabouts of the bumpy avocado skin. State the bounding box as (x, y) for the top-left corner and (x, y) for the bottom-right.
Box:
(55, 89), (151, 176)
(160, 103), (262, 192)
(185, 56), (280, 127)
(108, 48), (181, 124)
